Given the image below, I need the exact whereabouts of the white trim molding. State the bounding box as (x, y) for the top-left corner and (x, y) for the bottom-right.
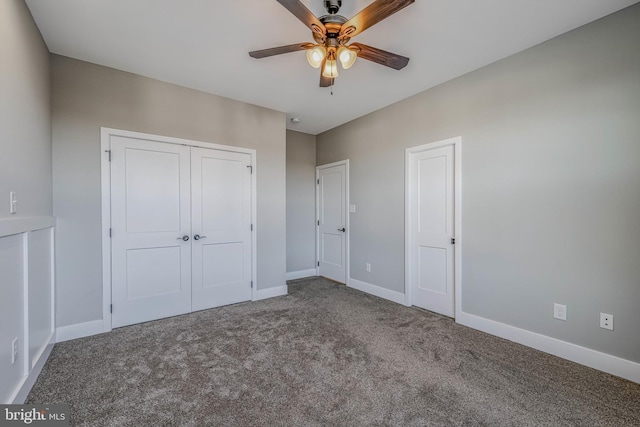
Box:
(348, 278), (406, 306)
(286, 269), (318, 281)
(457, 311), (640, 384)
(56, 319), (105, 343)
(0, 216), (55, 238)
(253, 286), (288, 301)
(1, 221), (56, 404)
(12, 341), (54, 404)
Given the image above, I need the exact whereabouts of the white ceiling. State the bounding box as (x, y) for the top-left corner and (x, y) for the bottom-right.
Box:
(26, 0), (638, 135)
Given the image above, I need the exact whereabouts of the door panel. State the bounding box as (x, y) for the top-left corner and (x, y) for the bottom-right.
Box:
(322, 234), (343, 265)
(411, 145), (455, 317)
(418, 246), (447, 294)
(201, 156), (245, 231)
(111, 136), (192, 328)
(191, 148), (252, 311)
(124, 149), (182, 233)
(318, 163), (347, 283)
(126, 247), (183, 299)
(202, 242), (244, 288)
(418, 156), (448, 235)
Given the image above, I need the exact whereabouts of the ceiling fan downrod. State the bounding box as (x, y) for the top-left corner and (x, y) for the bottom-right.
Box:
(324, 0), (341, 15)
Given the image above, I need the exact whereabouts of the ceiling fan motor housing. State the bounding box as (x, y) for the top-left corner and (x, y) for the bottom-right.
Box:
(324, 0), (342, 14)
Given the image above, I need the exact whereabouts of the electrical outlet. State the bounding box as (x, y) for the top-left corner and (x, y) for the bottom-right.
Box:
(365, 262), (371, 273)
(553, 303), (567, 321)
(11, 338), (18, 364)
(600, 313), (614, 330)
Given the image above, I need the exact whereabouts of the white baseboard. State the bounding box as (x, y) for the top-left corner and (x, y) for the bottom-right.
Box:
(56, 319), (105, 343)
(11, 337), (55, 403)
(55, 287), (292, 341)
(253, 285), (288, 301)
(456, 311), (640, 384)
(286, 269), (318, 281)
(348, 278), (406, 305)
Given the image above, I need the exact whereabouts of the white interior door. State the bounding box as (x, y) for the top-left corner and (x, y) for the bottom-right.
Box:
(191, 148), (252, 311)
(111, 136), (192, 328)
(317, 162), (347, 283)
(410, 145), (455, 317)
(110, 134), (254, 328)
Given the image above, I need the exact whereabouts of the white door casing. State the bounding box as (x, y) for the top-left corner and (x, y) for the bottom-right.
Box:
(316, 161), (349, 284)
(110, 136), (192, 328)
(406, 137), (461, 318)
(191, 147), (252, 311)
(102, 128), (257, 331)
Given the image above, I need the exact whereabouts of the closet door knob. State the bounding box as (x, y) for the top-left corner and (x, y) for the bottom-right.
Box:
(194, 234), (207, 240)
(177, 235), (189, 241)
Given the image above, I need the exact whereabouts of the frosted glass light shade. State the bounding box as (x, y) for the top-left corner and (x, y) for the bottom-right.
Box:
(322, 59), (339, 78)
(306, 46), (326, 68)
(338, 46), (357, 69)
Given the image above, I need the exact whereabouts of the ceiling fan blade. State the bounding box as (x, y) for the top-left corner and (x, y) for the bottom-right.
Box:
(351, 43), (409, 70)
(249, 43), (313, 59)
(319, 57), (333, 87)
(340, 0), (414, 39)
(277, 0), (326, 36)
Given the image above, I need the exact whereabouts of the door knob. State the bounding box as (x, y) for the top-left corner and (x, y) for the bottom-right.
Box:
(338, 228), (346, 232)
(177, 235), (189, 241)
(193, 234), (207, 240)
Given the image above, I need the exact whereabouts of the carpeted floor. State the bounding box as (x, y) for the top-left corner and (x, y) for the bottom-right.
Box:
(28, 277), (640, 426)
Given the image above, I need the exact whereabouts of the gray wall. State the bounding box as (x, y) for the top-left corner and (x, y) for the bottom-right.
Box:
(317, 5), (640, 362)
(51, 55), (287, 328)
(0, 0), (52, 403)
(286, 130), (317, 273)
(0, 0), (51, 218)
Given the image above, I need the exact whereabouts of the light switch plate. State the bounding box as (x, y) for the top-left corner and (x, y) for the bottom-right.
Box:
(349, 204), (356, 213)
(9, 192), (17, 214)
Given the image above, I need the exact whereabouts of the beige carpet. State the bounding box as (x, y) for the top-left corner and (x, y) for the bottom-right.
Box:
(28, 277), (640, 426)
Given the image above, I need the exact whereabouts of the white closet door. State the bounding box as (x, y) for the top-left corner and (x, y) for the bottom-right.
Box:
(111, 136), (192, 328)
(191, 147), (252, 311)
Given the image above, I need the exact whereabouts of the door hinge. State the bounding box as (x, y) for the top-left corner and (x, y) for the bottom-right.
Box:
(451, 238), (455, 245)
(247, 165), (253, 174)
(317, 261), (320, 267)
(105, 150), (111, 161)
(251, 281), (253, 288)
(317, 179), (320, 185)
(317, 220), (320, 226)
(109, 228), (112, 238)
(110, 304), (113, 313)
(250, 224), (253, 231)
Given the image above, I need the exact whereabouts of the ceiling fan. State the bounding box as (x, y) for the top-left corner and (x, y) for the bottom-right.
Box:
(249, 0), (414, 88)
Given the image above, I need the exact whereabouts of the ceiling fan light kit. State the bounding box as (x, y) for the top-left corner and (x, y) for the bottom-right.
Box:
(306, 45), (327, 68)
(322, 55), (339, 78)
(337, 46), (357, 69)
(249, 0), (414, 88)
